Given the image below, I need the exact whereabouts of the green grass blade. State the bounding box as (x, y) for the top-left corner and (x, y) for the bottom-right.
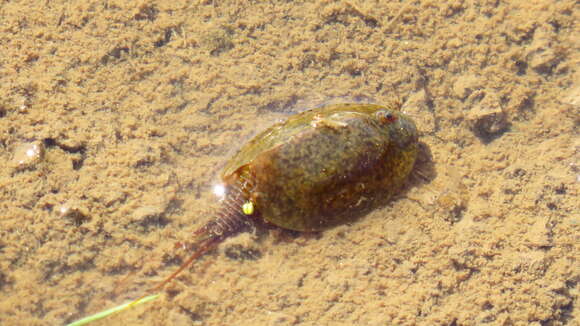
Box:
(65, 293), (160, 326)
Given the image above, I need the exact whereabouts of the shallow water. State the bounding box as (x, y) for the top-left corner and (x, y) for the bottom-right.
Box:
(0, 1), (578, 325)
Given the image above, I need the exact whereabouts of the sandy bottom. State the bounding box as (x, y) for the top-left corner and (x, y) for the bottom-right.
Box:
(0, 1), (578, 325)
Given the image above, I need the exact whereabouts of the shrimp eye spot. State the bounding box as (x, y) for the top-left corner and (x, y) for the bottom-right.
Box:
(377, 111), (397, 124)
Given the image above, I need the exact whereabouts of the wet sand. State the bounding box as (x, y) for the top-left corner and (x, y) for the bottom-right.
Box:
(0, 1), (578, 325)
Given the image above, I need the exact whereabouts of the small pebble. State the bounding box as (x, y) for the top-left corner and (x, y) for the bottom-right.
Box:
(11, 141), (45, 170)
(58, 200), (90, 225)
(467, 94), (509, 142)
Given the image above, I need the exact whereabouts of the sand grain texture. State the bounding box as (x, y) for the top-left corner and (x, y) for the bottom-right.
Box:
(0, 1), (578, 325)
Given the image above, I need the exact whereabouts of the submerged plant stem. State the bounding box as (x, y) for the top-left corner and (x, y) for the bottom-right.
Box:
(65, 294), (160, 326)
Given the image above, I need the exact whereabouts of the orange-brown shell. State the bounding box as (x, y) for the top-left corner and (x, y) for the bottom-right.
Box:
(221, 103), (418, 231)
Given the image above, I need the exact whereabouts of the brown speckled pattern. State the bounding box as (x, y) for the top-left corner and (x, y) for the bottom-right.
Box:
(223, 103), (418, 231)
